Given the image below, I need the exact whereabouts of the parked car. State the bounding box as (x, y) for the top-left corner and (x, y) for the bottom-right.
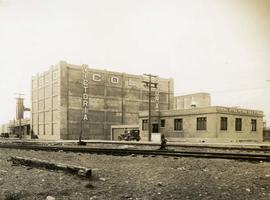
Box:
(0, 133), (9, 138)
(118, 129), (141, 141)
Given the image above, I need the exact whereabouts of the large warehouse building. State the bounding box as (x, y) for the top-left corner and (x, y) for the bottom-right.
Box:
(31, 61), (174, 140)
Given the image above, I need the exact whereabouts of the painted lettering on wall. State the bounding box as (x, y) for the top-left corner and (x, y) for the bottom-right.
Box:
(93, 74), (101, 81)
(82, 65), (89, 121)
(154, 78), (159, 110)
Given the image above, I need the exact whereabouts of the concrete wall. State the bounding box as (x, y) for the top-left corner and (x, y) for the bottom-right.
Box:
(139, 106), (264, 142)
(174, 93), (211, 110)
(31, 65), (61, 140)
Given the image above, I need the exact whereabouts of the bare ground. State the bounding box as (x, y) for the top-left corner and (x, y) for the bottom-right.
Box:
(0, 148), (270, 200)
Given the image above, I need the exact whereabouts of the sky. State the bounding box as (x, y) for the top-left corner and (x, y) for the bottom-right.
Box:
(0, 0), (270, 125)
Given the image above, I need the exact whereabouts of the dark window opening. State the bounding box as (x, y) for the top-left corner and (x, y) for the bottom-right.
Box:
(160, 119), (165, 128)
(235, 118), (242, 131)
(197, 117), (207, 130)
(251, 119), (257, 131)
(220, 117), (228, 131)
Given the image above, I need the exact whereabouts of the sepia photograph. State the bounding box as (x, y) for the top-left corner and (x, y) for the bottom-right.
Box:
(0, 0), (270, 199)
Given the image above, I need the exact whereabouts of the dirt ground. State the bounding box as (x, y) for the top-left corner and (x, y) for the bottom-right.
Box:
(0, 148), (270, 200)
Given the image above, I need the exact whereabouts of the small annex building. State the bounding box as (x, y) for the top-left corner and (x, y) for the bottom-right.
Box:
(139, 106), (264, 142)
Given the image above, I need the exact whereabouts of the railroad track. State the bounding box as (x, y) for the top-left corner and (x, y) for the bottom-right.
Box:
(1, 143), (270, 162)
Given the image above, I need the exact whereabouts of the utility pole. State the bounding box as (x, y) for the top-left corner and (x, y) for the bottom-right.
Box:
(142, 74), (158, 141)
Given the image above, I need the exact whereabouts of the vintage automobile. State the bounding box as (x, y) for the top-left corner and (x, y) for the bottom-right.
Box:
(118, 129), (141, 141)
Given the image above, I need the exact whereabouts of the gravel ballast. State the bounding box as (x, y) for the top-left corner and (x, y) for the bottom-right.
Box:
(0, 149), (270, 200)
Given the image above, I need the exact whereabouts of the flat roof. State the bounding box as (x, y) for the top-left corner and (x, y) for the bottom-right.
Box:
(139, 106), (264, 117)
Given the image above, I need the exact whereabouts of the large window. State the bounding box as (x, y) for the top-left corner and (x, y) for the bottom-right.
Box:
(160, 119), (166, 128)
(142, 119), (148, 131)
(220, 117), (228, 131)
(235, 118), (242, 131)
(174, 118), (183, 131)
(251, 119), (257, 131)
(197, 117), (207, 130)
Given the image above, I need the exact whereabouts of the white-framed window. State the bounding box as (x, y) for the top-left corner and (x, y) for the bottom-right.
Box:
(142, 119), (148, 131)
(174, 118), (183, 131)
(111, 76), (119, 84)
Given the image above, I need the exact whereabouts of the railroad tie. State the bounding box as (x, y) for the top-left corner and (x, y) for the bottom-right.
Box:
(8, 156), (92, 178)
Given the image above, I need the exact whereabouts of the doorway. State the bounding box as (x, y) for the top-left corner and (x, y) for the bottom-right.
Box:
(152, 123), (159, 133)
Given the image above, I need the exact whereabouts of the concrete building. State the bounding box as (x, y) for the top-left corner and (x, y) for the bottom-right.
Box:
(174, 93), (211, 110)
(31, 61), (174, 140)
(139, 106), (264, 142)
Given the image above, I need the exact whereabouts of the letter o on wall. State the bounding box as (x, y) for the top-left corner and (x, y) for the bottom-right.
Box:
(111, 76), (119, 84)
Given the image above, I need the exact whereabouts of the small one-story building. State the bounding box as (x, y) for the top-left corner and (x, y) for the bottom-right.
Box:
(0, 118), (31, 138)
(139, 106), (264, 142)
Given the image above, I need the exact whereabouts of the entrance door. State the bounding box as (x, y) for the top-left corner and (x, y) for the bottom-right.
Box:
(152, 123), (159, 133)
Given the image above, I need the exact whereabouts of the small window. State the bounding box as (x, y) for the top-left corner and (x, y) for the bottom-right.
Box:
(251, 119), (257, 131)
(197, 117), (207, 130)
(235, 118), (242, 131)
(160, 119), (165, 128)
(142, 119), (148, 131)
(53, 71), (58, 80)
(220, 117), (228, 131)
(174, 118), (183, 131)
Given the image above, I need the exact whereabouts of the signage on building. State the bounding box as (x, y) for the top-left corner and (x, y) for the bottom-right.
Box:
(92, 74), (101, 81)
(82, 65), (89, 121)
(154, 77), (159, 110)
(217, 107), (263, 116)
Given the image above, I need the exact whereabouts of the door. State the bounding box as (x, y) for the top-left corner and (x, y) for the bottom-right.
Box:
(152, 123), (159, 133)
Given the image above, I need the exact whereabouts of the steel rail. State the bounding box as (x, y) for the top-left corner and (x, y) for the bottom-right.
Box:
(1, 139), (270, 152)
(0, 143), (270, 162)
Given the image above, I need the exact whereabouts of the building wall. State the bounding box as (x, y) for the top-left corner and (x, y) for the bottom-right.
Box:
(32, 61), (174, 140)
(216, 114), (263, 142)
(31, 66), (61, 140)
(174, 93), (211, 110)
(139, 106), (264, 142)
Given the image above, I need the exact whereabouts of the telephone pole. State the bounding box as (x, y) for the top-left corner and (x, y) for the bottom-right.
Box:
(142, 74), (158, 141)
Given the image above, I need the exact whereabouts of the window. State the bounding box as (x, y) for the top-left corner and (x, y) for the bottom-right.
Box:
(160, 119), (165, 128)
(53, 71), (58, 80)
(142, 119), (148, 131)
(235, 118), (242, 131)
(220, 117), (228, 131)
(174, 118), (183, 131)
(251, 119), (257, 131)
(197, 117), (207, 130)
